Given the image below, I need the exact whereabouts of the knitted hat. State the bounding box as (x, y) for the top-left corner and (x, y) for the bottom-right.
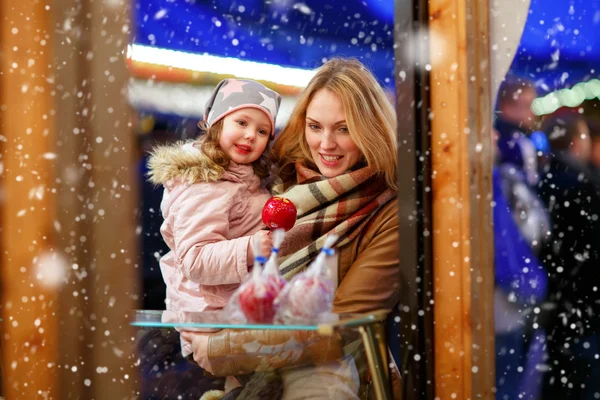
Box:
(203, 79), (282, 138)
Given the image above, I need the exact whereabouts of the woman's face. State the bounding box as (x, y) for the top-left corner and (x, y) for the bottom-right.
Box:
(304, 89), (362, 178)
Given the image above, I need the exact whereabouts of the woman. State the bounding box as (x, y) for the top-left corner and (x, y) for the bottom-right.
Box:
(183, 58), (413, 400)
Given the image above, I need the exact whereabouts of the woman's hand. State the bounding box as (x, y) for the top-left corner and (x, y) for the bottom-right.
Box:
(180, 331), (213, 374)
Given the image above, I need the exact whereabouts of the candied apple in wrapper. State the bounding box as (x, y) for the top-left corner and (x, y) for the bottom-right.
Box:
(238, 275), (284, 323)
(234, 229), (287, 323)
(283, 273), (335, 322)
(275, 235), (338, 323)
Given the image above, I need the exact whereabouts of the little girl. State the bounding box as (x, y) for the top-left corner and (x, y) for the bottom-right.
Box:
(147, 79), (281, 356)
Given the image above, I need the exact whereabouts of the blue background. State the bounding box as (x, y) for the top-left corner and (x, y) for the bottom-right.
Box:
(133, 0), (600, 93)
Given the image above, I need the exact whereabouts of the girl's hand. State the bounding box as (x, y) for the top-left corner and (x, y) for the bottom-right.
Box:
(252, 230), (273, 258)
(180, 331), (213, 374)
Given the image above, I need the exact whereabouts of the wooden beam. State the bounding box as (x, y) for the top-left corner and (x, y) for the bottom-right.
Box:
(86, 0), (139, 397)
(1, 1), (137, 398)
(0, 1), (59, 398)
(395, 0), (435, 398)
(51, 0), (138, 398)
(466, 1), (496, 396)
(0, 3), (3, 393)
(428, 0), (495, 397)
(52, 0), (92, 396)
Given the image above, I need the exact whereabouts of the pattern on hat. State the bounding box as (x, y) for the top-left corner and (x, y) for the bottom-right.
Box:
(203, 79), (282, 138)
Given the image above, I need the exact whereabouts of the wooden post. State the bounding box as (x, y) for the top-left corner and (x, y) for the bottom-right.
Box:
(1, 1), (138, 398)
(0, 1), (59, 398)
(428, 0), (495, 398)
(85, 0), (139, 397)
(52, 0), (139, 398)
(395, 0), (436, 398)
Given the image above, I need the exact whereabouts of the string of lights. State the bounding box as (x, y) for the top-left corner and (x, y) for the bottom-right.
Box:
(531, 78), (600, 116)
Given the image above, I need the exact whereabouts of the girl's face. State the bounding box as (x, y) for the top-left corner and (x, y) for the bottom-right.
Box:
(219, 108), (271, 164)
(304, 89), (362, 178)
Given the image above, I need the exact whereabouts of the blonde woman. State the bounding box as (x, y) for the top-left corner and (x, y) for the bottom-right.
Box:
(184, 59), (412, 400)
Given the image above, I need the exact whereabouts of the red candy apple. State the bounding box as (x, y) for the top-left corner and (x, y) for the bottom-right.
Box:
(286, 276), (334, 321)
(238, 276), (286, 323)
(262, 196), (297, 231)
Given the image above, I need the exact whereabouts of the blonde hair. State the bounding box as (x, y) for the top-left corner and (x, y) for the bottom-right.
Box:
(272, 58), (397, 190)
(198, 119), (273, 180)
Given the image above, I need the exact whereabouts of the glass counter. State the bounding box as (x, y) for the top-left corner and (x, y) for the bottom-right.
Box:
(132, 309), (393, 399)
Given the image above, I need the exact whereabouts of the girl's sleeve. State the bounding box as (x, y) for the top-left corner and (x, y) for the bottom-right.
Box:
(171, 184), (252, 285)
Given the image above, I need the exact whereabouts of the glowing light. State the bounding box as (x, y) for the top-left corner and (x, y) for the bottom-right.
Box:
(127, 44), (315, 88)
(585, 79), (600, 98)
(531, 78), (600, 116)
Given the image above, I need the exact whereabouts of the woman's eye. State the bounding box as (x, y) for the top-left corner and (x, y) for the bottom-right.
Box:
(339, 126), (349, 133)
(308, 124), (320, 130)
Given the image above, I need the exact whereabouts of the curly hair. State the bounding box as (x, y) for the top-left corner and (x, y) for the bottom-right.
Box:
(197, 119), (273, 180)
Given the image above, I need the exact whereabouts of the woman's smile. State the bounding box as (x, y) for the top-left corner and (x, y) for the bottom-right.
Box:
(319, 153), (344, 166)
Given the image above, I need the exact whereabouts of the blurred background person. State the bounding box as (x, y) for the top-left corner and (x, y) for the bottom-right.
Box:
(529, 129), (552, 174)
(494, 129), (550, 400)
(496, 131), (550, 246)
(541, 112), (600, 191)
(543, 113), (593, 166)
(495, 76), (539, 138)
(537, 112), (600, 400)
(587, 117), (600, 179)
(492, 74), (554, 400)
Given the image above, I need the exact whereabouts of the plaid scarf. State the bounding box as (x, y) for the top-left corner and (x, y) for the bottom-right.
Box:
(273, 163), (395, 279)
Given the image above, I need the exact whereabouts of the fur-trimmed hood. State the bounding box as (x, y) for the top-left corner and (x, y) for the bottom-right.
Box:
(147, 141), (226, 185)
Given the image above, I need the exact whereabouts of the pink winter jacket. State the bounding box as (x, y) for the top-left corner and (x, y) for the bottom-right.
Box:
(148, 142), (270, 355)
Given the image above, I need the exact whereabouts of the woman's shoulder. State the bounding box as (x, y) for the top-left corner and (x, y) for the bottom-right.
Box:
(378, 196), (398, 215)
(147, 140), (223, 186)
(354, 197), (399, 251)
(344, 197), (398, 252)
(369, 197), (398, 228)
